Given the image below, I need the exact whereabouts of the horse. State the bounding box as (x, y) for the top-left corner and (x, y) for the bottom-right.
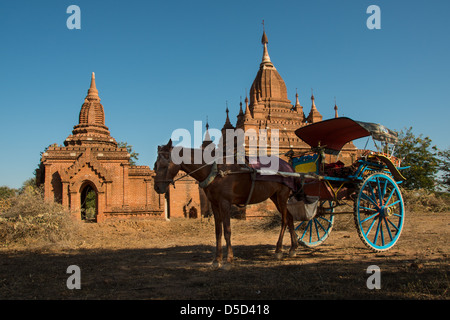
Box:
(153, 139), (298, 268)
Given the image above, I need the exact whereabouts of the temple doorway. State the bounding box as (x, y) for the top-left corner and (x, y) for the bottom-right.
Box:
(80, 183), (97, 222)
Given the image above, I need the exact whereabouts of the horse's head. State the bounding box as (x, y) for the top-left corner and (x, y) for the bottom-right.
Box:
(153, 139), (181, 194)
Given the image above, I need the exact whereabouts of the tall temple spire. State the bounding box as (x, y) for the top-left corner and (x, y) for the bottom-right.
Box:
(249, 22), (290, 107)
(65, 72), (116, 147)
(261, 20), (273, 67)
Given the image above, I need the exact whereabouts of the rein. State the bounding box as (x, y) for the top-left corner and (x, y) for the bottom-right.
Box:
(156, 151), (257, 205)
(158, 152), (256, 190)
(173, 154), (251, 188)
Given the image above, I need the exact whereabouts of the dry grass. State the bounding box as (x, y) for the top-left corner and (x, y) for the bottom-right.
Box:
(0, 187), (448, 300)
(401, 188), (450, 213)
(0, 211), (448, 300)
(0, 186), (81, 246)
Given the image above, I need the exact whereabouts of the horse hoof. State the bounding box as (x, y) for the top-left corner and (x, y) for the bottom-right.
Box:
(288, 251), (296, 258)
(221, 263), (232, 271)
(211, 261), (222, 269)
(274, 252), (283, 260)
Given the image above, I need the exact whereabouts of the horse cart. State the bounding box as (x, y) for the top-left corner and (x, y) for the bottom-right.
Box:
(154, 117), (408, 265)
(278, 117), (408, 252)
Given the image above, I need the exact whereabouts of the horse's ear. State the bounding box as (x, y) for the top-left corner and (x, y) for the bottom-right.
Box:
(167, 139), (173, 148)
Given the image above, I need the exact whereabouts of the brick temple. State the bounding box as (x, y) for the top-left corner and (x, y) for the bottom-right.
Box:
(230, 28), (357, 164)
(37, 73), (201, 222)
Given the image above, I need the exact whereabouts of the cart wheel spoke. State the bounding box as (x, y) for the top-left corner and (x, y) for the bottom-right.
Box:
(386, 199), (401, 207)
(361, 192), (379, 209)
(295, 200), (335, 248)
(360, 212), (379, 224)
(367, 182), (379, 205)
(376, 177), (384, 205)
(382, 179), (388, 200)
(314, 219), (321, 241)
(364, 214), (379, 236)
(360, 206), (377, 212)
(384, 217), (394, 241)
(315, 217), (329, 232)
(384, 187), (396, 207)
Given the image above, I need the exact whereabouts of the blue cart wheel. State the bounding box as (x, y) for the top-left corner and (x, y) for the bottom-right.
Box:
(295, 201), (335, 248)
(354, 172), (405, 252)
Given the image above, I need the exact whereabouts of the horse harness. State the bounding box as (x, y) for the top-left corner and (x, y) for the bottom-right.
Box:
(197, 161), (258, 207)
(156, 150), (257, 207)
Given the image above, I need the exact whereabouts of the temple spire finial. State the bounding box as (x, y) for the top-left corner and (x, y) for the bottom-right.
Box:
(295, 88), (301, 108)
(90, 72), (96, 89)
(225, 101), (231, 124)
(86, 72), (100, 100)
(261, 21), (272, 66)
(334, 97), (339, 118)
(202, 116), (213, 148)
(222, 101), (234, 131)
(261, 20), (268, 44)
(244, 89), (251, 116)
(239, 96), (243, 115)
(311, 88), (316, 109)
(204, 116), (211, 141)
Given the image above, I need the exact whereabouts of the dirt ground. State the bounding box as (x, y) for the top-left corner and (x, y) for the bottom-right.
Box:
(0, 210), (448, 301)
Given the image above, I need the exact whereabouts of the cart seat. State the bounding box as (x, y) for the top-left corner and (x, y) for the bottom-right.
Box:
(292, 154), (319, 174)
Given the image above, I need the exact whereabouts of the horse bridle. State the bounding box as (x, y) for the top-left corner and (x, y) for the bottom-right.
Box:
(154, 149), (177, 187)
(155, 147), (216, 188)
(155, 147), (223, 189)
(155, 147), (256, 199)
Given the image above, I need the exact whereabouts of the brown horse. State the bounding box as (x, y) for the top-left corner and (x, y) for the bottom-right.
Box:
(153, 139), (298, 268)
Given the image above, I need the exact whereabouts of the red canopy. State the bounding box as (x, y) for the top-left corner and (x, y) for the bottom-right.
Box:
(294, 117), (371, 154)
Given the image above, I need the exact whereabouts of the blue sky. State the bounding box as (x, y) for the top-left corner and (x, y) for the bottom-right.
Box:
(0, 0), (449, 188)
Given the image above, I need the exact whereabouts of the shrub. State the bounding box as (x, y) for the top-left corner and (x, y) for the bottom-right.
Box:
(0, 186), (80, 245)
(401, 188), (450, 213)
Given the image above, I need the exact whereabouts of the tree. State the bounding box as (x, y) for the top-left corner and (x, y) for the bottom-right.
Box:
(117, 141), (139, 165)
(395, 127), (439, 191)
(0, 186), (16, 200)
(19, 177), (37, 194)
(82, 188), (97, 221)
(438, 148), (450, 192)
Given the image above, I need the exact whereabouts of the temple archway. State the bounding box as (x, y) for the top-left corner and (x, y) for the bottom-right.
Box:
(80, 182), (97, 222)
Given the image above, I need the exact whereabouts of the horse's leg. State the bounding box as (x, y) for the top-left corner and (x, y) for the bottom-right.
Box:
(278, 188), (298, 258)
(211, 202), (223, 268)
(286, 208), (298, 257)
(220, 200), (233, 267)
(270, 194), (287, 260)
